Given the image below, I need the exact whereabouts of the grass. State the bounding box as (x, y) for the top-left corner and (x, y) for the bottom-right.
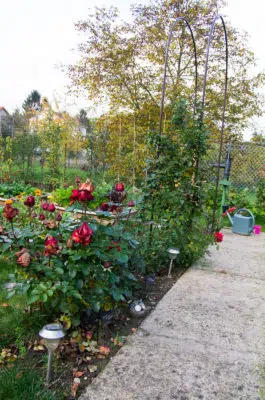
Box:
(0, 365), (60, 400)
(0, 259), (61, 399)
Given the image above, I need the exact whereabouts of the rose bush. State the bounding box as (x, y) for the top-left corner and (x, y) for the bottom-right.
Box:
(0, 187), (140, 326)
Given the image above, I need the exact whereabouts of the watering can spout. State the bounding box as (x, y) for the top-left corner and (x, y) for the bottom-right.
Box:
(225, 211), (234, 225)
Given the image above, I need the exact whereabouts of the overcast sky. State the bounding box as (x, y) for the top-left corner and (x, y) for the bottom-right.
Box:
(0, 0), (264, 135)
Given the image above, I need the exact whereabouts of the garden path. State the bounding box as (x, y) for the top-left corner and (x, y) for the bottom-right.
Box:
(80, 228), (265, 400)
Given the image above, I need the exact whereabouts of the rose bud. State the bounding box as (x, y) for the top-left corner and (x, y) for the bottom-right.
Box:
(56, 212), (62, 221)
(39, 213), (45, 221)
(24, 195), (35, 208)
(85, 331), (93, 340)
(100, 202), (109, 211)
(41, 202), (49, 210)
(104, 262), (111, 269)
(115, 183), (125, 192)
(72, 222), (93, 246)
(48, 203), (56, 212)
(127, 200), (135, 207)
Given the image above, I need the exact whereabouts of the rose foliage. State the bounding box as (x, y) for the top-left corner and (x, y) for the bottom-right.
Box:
(0, 189), (140, 326)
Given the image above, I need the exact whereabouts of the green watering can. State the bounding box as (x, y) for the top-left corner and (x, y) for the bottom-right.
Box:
(225, 208), (255, 236)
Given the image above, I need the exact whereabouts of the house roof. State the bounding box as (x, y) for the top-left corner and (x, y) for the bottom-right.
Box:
(0, 107), (9, 115)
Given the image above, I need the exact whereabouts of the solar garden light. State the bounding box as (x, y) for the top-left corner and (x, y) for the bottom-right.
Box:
(167, 248), (180, 278)
(39, 323), (65, 383)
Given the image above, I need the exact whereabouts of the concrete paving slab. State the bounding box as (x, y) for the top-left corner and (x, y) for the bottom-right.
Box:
(80, 230), (265, 400)
(193, 230), (265, 280)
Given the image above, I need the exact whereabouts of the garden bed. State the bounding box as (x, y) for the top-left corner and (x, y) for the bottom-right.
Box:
(0, 263), (187, 399)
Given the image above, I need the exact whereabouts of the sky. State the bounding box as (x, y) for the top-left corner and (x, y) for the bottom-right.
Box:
(0, 0), (265, 136)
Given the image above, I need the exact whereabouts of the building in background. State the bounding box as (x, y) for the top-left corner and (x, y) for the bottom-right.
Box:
(0, 107), (14, 137)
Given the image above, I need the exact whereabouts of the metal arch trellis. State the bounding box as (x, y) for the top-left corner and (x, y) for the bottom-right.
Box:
(159, 16), (198, 136)
(201, 14), (229, 232)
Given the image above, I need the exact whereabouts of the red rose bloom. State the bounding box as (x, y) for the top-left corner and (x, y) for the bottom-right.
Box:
(115, 183), (125, 192)
(70, 189), (79, 202)
(3, 204), (19, 221)
(44, 236), (59, 256)
(48, 203), (56, 212)
(24, 195), (35, 208)
(41, 202), (49, 211)
(100, 202), (109, 211)
(72, 222), (93, 246)
(78, 190), (94, 202)
(110, 205), (118, 212)
(214, 231), (224, 243)
(39, 213), (45, 221)
(104, 262), (111, 269)
(127, 200), (135, 207)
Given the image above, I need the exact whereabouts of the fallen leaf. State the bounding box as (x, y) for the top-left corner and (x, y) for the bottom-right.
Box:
(131, 328), (137, 333)
(15, 371), (23, 379)
(99, 345), (110, 355)
(2, 303), (10, 307)
(73, 371), (84, 378)
(71, 382), (79, 397)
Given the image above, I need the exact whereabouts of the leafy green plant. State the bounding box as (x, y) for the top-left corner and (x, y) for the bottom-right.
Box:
(0, 185), (141, 327)
(130, 100), (214, 272)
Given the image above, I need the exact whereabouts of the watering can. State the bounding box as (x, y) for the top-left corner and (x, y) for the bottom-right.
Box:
(225, 208), (255, 236)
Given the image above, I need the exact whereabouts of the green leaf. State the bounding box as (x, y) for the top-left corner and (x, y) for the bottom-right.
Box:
(75, 279), (83, 290)
(71, 315), (81, 326)
(55, 267), (64, 275)
(41, 293), (48, 302)
(28, 294), (40, 304)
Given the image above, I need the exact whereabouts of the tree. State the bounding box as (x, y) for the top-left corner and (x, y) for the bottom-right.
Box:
(22, 90), (41, 112)
(65, 0), (265, 141)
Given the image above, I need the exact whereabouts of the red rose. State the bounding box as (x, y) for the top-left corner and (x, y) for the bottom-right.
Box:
(115, 183), (125, 192)
(72, 222), (93, 246)
(3, 204), (19, 221)
(44, 236), (59, 256)
(127, 200), (135, 207)
(48, 203), (56, 212)
(70, 189), (79, 203)
(39, 213), (45, 221)
(41, 202), (49, 211)
(110, 205), (118, 212)
(100, 202), (109, 211)
(78, 190), (94, 202)
(214, 231), (224, 243)
(104, 262), (111, 269)
(24, 195), (35, 208)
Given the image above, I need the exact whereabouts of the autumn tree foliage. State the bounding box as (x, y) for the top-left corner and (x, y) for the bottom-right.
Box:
(66, 0), (265, 142)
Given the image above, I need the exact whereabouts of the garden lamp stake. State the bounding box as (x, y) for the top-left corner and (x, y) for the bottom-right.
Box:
(167, 248), (180, 278)
(39, 323), (65, 383)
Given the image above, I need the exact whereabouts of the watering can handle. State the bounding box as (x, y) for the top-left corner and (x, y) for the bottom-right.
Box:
(234, 208), (255, 230)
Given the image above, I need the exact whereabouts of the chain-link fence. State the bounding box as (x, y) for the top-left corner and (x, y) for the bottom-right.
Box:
(204, 141), (265, 191)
